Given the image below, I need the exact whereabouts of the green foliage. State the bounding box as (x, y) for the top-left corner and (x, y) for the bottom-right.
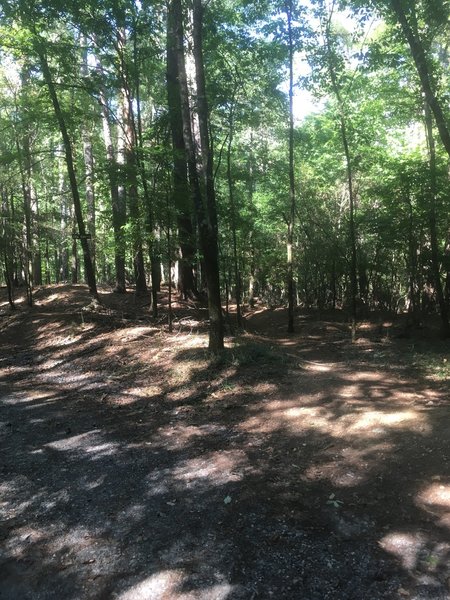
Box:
(0, 0), (448, 334)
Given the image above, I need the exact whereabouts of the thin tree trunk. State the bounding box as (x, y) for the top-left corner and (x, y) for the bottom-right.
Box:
(81, 36), (96, 273)
(286, 0), (296, 334)
(247, 133), (257, 308)
(1, 186), (15, 308)
(117, 28), (147, 294)
(406, 193), (420, 322)
(71, 217), (78, 284)
(424, 101), (450, 337)
(93, 49), (126, 293)
(226, 98), (242, 328)
(15, 136), (33, 305)
(131, 24), (160, 311)
(167, 195), (173, 333)
(323, 20), (358, 339)
(81, 127), (96, 270)
(35, 38), (98, 299)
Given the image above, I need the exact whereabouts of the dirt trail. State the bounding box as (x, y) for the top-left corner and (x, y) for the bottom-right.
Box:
(1, 285), (450, 599)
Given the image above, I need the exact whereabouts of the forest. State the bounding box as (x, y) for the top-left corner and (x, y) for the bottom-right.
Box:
(0, 0), (449, 348)
(1, 0), (450, 598)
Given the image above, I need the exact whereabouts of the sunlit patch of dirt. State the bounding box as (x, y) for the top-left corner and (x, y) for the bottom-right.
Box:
(380, 532), (427, 570)
(417, 483), (450, 528)
(2, 285), (450, 599)
(1, 526), (47, 558)
(172, 451), (249, 487)
(115, 326), (159, 343)
(240, 398), (429, 441)
(117, 571), (235, 600)
(299, 360), (334, 372)
(45, 430), (121, 457)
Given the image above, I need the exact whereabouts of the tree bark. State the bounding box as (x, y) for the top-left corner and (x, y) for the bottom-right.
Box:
(167, 4), (197, 299)
(117, 27), (147, 294)
(172, 0), (224, 351)
(192, 0), (224, 351)
(131, 21), (160, 312)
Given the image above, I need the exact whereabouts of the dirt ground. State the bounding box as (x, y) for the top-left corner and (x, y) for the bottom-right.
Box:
(1, 284), (450, 600)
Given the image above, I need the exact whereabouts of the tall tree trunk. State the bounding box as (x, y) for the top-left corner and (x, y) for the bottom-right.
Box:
(324, 19), (358, 339)
(192, 0), (224, 351)
(1, 186), (15, 308)
(35, 38), (98, 299)
(11, 68), (34, 303)
(117, 28), (147, 294)
(406, 193), (420, 322)
(167, 5), (197, 299)
(172, 0), (224, 351)
(424, 101), (450, 337)
(226, 98), (242, 328)
(21, 66), (42, 287)
(93, 49), (126, 293)
(57, 149), (69, 282)
(80, 36), (96, 273)
(131, 22), (159, 311)
(247, 132), (257, 308)
(15, 135), (33, 305)
(81, 128), (96, 270)
(71, 216), (78, 284)
(286, 0), (296, 333)
(147, 172), (161, 317)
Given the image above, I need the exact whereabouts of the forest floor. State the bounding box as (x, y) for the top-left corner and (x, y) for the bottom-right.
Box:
(1, 284), (450, 600)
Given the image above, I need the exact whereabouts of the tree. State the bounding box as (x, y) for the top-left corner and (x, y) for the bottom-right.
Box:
(170, 0), (224, 351)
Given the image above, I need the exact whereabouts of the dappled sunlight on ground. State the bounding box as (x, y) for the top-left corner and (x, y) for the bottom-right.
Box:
(417, 482), (450, 528)
(46, 430), (121, 457)
(171, 451), (248, 488)
(300, 360), (333, 372)
(2, 285), (450, 598)
(380, 532), (427, 570)
(240, 399), (429, 442)
(118, 573), (234, 600)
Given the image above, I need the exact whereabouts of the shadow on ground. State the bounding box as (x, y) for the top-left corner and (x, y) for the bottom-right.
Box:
(1, 286), (450, 599)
